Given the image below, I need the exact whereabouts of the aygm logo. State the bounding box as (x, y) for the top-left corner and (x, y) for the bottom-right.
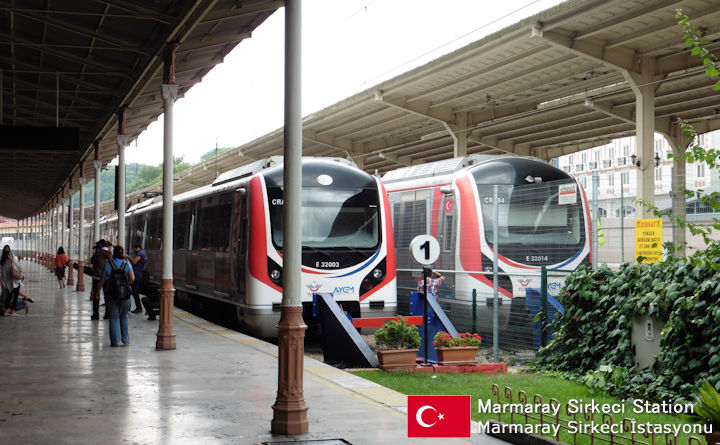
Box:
(407, 395), (471, 437)
(333, 286), (354, 294)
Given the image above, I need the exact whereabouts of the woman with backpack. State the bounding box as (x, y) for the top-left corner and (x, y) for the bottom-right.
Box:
(98, 245), (135, 347)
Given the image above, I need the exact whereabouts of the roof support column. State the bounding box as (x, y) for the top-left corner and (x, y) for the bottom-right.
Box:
(116, 106), (129, 252)
(35, 215), (39, 263)
(76, 163), (86, 292)
(662, 126), (691, 257)
(157, 42), (179, 351)
(94, 143), (102, 243)
(60, 197), (65, 255)
(272, 0), (309, 436)
(32, 216), (36, 262)
(626, 58), (656, 218)
(453, 112), (468, 157)
(67, 181), (75, 286)
(45, 211), (50, 270)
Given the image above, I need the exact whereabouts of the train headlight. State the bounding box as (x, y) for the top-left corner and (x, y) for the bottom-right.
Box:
(371, 268), (384, 280)
(270, 269), (281, 282)
(360, 259), (387, 296)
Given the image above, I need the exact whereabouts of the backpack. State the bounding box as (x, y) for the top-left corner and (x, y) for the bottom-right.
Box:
(107, 260), (131, 300)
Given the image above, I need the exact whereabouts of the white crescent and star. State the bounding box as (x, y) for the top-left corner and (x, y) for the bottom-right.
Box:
(415, 405), (444, 428)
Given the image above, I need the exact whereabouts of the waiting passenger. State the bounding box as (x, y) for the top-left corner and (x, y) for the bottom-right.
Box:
(125, 244), (147, 314)
(1, 245), (23, 316)
(55, 246), (68, 289)
(141, 282), (160, 321)
(90, 240), (109, 321)
(98, 245), (135, 347)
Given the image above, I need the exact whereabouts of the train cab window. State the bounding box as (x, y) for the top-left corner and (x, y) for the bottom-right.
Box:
(268, 187), (380, 249)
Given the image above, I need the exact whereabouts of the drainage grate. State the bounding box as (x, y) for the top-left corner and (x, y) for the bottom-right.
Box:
(260, 440), (352, 445)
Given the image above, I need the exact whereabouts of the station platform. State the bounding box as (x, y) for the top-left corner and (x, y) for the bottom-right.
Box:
(0, 260), (507, 444)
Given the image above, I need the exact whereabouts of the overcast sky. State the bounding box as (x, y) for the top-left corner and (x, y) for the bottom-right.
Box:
(130, 0), (565, 166)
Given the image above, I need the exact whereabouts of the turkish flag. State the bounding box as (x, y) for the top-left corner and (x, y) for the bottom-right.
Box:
(407, 395), (471, 437)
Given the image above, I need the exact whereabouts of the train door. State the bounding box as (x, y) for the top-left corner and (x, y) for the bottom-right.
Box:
(437, 192), (457, 290)
(185, 202), (199, 289)
(194, 195), (217, 294)
(235, 190), (248, 299)
(213, 193), (233, 296)
(174, 204), (191, 283)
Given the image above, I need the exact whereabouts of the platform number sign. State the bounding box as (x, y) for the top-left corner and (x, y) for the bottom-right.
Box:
(409, 235), (440, 266)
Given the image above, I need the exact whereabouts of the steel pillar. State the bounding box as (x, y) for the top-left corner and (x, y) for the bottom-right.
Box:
(272, 0), (309, 435)
(76, 177), (86, 292)
(156, 44), (179, 350)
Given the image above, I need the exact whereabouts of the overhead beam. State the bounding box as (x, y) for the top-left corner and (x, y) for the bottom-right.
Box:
(201, 1), (284, 23)
(374, 92), (453, 123)
(530, 26), (635, 73)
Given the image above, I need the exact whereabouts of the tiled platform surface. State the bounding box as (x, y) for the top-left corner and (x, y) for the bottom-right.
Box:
(0, 260), (507, 444)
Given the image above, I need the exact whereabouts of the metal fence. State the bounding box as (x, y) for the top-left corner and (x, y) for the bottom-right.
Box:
(396, 268), (571, 354)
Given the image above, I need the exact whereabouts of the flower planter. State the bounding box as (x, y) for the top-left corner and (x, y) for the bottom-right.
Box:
(376, 349), (419, 370)
(435, 346), (478, 365)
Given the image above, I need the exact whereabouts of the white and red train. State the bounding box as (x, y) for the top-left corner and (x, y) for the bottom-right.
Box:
(382, 155), (591, 333)
(81, 157), (396, 338)
(76, 154), (590, 339)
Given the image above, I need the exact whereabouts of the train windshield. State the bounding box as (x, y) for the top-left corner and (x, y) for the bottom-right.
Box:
(476, 179), (585, 264)
(268, 187), (380, 249)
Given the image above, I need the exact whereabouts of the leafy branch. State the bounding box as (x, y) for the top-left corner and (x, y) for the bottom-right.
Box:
(676, 10), (720, 91)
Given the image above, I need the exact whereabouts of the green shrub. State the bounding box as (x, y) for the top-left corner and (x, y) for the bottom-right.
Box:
(532, 244), (720, 402)
(374, 319), (421, 350)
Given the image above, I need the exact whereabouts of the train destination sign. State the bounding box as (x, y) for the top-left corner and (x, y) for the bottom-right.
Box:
(635, 218), (663, 263)
(558, 183), (577, 205)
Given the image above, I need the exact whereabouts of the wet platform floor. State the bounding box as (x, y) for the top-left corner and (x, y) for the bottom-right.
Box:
(0, 260), (507, 444)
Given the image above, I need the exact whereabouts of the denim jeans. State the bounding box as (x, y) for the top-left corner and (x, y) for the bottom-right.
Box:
(107, 297), (131, 345)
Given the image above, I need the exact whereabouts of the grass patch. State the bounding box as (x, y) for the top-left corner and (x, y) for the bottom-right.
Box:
(352, 371), (704, 445)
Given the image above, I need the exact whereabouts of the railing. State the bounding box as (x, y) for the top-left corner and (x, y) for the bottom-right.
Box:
(487, 384), (708, 445)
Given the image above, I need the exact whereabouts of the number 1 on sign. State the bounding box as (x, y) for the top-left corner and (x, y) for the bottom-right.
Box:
(420, 240), (430, 261)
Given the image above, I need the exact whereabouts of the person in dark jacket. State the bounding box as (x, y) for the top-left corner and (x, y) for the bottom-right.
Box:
(89, 240), (110, 321)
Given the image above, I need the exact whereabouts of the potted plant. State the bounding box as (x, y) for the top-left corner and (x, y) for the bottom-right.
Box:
(687, 380), (720, 445)
(374, 319), (421, 370)
(433, 331), (482, 365)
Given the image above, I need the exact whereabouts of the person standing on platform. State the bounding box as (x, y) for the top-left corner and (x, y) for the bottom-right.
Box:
(55, 247), (68, 289)
(125, 244), (147, 314)
(416, 269), (445, 299)
(98, 245), (135, 347)
(90, 240), (109, 321)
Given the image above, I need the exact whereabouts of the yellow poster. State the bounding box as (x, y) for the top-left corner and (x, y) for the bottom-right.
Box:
(635, 219), (663, 263)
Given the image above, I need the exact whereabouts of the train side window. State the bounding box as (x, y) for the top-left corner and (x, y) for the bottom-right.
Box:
(214, 195), (232, 251)
(174, 211), (189, 250)
(400, 202), (413, 247)
(444, 214), (455, 252)
(197, 201), (217, 251)
(146, 212), (159, 249)
(412, 199), (427, 236)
